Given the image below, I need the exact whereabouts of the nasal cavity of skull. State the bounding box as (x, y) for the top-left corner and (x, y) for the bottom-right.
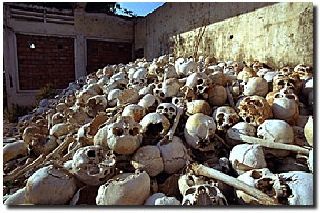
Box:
(113, 127), (124, 136)
(87, 150), (96, 158)
(197, 79), (204, 85)
(208, 187), (218, 196)
(129, 127), (139, 136)
(251, 170), (263, 179)
(245, 117), (251, 123)
(278, 80), (285, 86)
(145, 123), (163, 136)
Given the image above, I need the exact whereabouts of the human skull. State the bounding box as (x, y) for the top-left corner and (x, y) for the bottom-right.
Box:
(85, 95), (108, 117)
(107, 116), (142, 154)
(237, 66), (257, 83)
(156, 103), (177, 120)
(226, 122), (256, 146)
(25, 165), (77, 204)
(257, 119), (294, 157)
(3, 141), (28, 163)
(243, 77), (268, 97)
(145, 193), (180, 205)
(207, 85), (227, 106)
(272, 93), (299, 125)
(182, 184), (228, 206)
(186, 100), (212, 116)
(140, 112), (171, 144)
(122, 104), (145, 122)
(72, 145), (116, 185)
(304, 116), (313, 146)
(162, 78), (181, 98)
(107, 89), (123, 107)
(138, 94), (160, 113)
(178, 174), (208, 196)
(213, 106), (239, 131)
(158, 136), (189, 174)
(152, 82), (166, 100)
(238, 95), (273, 126)
(184, 113), (217, 151)
(117, 88), (140, 106)
(175, 58), (197, 76)
(293, 64), (313, 80)
(229, 144), (267, 175)
(96, 171), (150, 205)
(131, 145), (164, 177)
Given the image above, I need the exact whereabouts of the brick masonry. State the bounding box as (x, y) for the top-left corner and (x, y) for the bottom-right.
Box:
(86, 39), (132, 74)
(16, 33), (75, 90)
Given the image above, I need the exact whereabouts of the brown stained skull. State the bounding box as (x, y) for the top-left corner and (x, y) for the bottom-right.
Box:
(293, 64), (313, 80)
(85, 95), (108, 118)
(238, 95), (273, 126)
(272, 74), (301, 95)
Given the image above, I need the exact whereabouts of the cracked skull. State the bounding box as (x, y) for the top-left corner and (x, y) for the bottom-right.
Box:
(71, 145), (116, 186)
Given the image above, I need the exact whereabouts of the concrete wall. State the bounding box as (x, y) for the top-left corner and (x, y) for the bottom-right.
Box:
(142, 2), (275, 60)
(4, 4), (134, 107)
(171, 2), (313, 68)
(142, 2), (313, 69)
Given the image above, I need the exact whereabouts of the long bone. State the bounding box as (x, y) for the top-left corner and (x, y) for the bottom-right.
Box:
(4, 136), (74, 182)
(227, 129), (310, 155)
(190, 163), (278, 205)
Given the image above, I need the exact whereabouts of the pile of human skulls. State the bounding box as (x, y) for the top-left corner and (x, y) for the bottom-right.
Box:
(3, 55), (314, 206)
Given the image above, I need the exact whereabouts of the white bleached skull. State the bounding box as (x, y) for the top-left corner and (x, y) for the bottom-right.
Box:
(156, 103), (177, 120)
(238, 95), (273, 126)
(257, 119), (294, 157)
(107, 116), (142, 155)
(107, 89), (123, 107)
(213, 106), (239, 131)
(243, 77), (268, 97)
(182, 184), (228, 206)
(85, 95), (108, 117)
(272, 92), (299, 125)
(175, 58), (197, 76)
(96, 171), (150, 205)
(72, 145), (116, 186)
(229, 144), (267, 175)
(140, 112), (171, 139)
(184, 113), (217, 151)
(138, 94), (160, 113)
(152, 82), (166, 99)
(158, 136), (190, 174)
(293, 64), (312, 80)
(25, 165), (77, 204)
(131, 145), (164, 177)
(162, 78), (181, 98)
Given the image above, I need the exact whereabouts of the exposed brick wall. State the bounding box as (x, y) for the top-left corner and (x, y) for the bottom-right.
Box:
(86, 39), (132, 74)
(16, 33), (75, 90)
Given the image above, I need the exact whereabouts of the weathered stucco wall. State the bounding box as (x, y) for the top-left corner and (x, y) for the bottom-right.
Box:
(172, 2), (313, 68)
(142, 2), (275, 60)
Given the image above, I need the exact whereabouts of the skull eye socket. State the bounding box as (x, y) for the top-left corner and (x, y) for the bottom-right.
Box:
(207, 187), (218, 196)
(158, 106), (164, 110)
(274, 93), (282, 99)
(251, 170), (263, 179)
(113, 127), (124, 136)
(197, 86), (204, 91)
(278, 80), (285, 86)
(129, 127), (139, 136)
(159, 92), (165, 98)
(286, 94), (295, 99)
(197, 79), (204, 84)
(185, 187), (197, 195)
(174, 98), (179, 104)
(157, 84), (162, 88)
(169, 107), (175, 112)
(87, 150), (96, 158)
